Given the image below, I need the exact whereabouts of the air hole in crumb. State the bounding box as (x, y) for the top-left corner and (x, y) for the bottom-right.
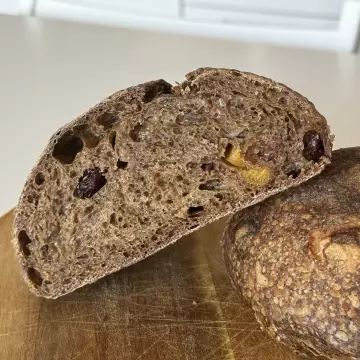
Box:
(156, 228), (163, 235)
(116, 160), (128, 169)
(186, 162), (197, 169)
(27, 267), (43, 286)
(73, 124), (100, 148)
(35, 172), (45, 185)
(155, 194), (162, 201)
(144, 191), (149, 197)
(190, 224), (199, 230)
(176, 175), (183, 181)
(199, 180), (222, 191)
(166, 199), (173, 204)
(286, 168), (301, 179)
(52, 131), (83, 164)
(201, 162), (215, 173)
(129, 124), (145, 142)
(74, 213), (79, 223)
(40, 244), (49, 253)
(143, 80), (172, 103)
(109, 131), (117, 149)
(151, 235), (157, 241)
(18, 230), (32, 256)
(215, 193), (224, 201)
(279, 97), (287, 105)
(77, 254), (89, 259)
(224, 143), (234, 159)
(123, 251), (130, 258)
(188, 206), (204, 217)
(69, 170), (77, 178)
(110, 213), (117, 225)
(122, 224), (129, 228)
(101, 263), (106, 267)
(84, 206), (93, 214)
(96, 112), (118, 130)
(156, 178), (166, 188)
(182, 192), (189, 197)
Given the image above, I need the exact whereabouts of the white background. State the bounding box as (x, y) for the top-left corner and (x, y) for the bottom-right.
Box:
(1, 0), (360, 51)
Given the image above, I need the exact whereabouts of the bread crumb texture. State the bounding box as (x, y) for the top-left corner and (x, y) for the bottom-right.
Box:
(13, 68), (332, 298)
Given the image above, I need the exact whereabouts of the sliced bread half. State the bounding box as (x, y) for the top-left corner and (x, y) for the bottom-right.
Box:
(14, 68), (332, 298)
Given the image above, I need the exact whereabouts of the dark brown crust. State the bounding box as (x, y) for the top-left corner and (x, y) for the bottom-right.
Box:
(13, 68), (332, 298)
(222, 147), (360, 360)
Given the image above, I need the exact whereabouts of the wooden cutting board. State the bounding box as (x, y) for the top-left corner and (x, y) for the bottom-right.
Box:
(0, 210), (302, 360)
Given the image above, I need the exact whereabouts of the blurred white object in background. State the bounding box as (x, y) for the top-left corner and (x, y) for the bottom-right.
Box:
(0, 0), (33, 14)
(1, 0), (360, 52)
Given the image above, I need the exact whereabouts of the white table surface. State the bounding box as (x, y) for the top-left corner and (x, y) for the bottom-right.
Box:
(1, 14), (360, 216)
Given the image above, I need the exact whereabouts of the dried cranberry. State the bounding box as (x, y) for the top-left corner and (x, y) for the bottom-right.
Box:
(74, 167), (107, 199)
(302, 130), (324, 162)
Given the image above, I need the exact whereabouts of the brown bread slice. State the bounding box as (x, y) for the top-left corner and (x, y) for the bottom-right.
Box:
(222, 147), (360, 360)
(13, 68), (332, 298)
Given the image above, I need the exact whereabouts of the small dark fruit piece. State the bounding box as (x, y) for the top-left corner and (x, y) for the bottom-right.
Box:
(302, 130), (325, 162)
(74, 167), (107, 199)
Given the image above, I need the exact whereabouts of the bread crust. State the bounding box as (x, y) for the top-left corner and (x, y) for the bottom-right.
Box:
(223, 147), (360, 360)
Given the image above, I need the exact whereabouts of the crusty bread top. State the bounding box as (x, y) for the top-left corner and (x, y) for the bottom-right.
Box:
(13, 68), (332, 298)
(223, 147), (360, 360)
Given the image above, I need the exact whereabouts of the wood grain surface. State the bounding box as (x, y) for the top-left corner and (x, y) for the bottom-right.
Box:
(0, 210), (301, 360)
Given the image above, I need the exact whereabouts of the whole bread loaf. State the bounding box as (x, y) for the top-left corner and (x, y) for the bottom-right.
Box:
(222, 147), (360, 360)
(13, 68), (332, 298)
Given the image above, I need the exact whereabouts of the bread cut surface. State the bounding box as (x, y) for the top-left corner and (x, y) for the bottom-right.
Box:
(222, 147), (360, 360)
(13, 68), (332, 298)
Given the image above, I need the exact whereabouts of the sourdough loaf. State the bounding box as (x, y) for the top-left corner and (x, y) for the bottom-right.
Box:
(14, 68), (332, 298)
(223, 147), (360, 360)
